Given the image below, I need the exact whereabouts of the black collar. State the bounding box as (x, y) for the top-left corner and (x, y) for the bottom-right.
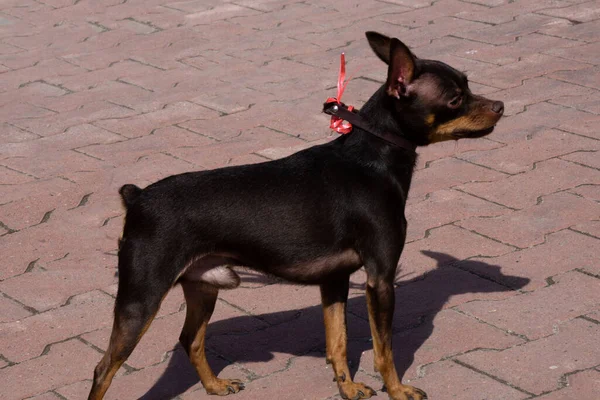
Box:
(323, 101), (417, 152)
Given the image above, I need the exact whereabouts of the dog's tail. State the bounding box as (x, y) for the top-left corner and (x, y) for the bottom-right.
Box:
(119, 184), (142, 209)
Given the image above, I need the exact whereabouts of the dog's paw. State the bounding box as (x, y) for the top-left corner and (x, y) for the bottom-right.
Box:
(388, 385), (427, 400)
(205, 378), (245, 396)
(339, 381), (377, 400)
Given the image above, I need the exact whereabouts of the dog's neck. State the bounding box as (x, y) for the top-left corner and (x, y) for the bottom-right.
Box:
(341, 86), (418, 197)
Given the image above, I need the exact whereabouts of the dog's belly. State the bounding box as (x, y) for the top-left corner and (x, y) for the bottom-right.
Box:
(262, 249), (363, 284)
(178, 250), (362, 288)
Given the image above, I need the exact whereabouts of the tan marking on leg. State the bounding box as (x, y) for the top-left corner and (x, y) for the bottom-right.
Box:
(366, 282), (427, 400)
(322, 282), (376, 399)
(88, 306), (161, 400)
(180, 281), (244, 395)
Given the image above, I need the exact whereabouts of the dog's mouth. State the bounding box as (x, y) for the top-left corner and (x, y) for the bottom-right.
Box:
(452, 125), (495, 139)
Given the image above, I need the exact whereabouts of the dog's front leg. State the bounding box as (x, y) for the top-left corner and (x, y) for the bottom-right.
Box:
(366, 277), (427, 400)
(321, 278), (377, 400)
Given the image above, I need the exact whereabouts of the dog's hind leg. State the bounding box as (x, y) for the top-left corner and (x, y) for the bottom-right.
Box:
(179, 280), (245, 395)
(88, 243), (172, 400)
(321, 278), (376, 399)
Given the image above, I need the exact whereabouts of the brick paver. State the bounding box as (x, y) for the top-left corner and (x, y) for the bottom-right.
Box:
(1, 1), (599, 400)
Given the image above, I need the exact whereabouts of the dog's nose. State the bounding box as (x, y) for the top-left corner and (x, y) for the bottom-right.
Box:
(491, 101), (504, 115)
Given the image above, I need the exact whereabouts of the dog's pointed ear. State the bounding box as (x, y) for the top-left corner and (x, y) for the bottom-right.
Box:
(386, 38), (416, 99)
(366, 31), (392, 64)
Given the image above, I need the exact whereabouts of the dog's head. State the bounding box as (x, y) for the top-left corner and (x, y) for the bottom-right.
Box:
(366, 31), (503, 145)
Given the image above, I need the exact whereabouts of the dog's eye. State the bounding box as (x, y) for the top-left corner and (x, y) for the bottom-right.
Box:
(448, 95), (462, 109)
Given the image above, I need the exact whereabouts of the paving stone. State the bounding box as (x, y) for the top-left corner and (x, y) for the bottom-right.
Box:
(458, 271), (600, 340)
(186, 3), (263, 25)
(494, 102), (597, 143)
(377, 0), (488, 29)
(414, 137), (503, 170)
(536, 369), (600, 400)
(0, 338), (99, 400)
(0, 290), (114, 363)
(586, 310), (600, 321)
(469, 53), (589, 89)
(0, 165), (35, 185)
(0, 293), (33, 322)
(10, 100), (138, 137)
(456, 13), (572, 46)
(380, 16), (493, 50)
(550, 90), (600, 115)
(547, 41), (600, 65)
(396, 224), (514, 282)
(409, 157), (505, 203)
(557, 113), (600, 140)
(538, 1), (600, 23)
(94, 101), (221, 138)
(0, 103), (55, 122)
(489, 77), (596, 116)
(538, 18), (600, 43)
(115, 64), (210, 94)
(0, 57), (86, 90)
(458, 158), (600, 209)
(406, 189), (509, 242)
(570, 184), (600, 203)
(457, 191), (600, 248)
(0, 176), (82, 231)
(467, 31), (581, 67)
(233, 0), (302, 12)
(178, 112), (268, 141)
(561, 150), (600, 169)
(45, 59), (166, 93)
(191, 84), (275, 115)
(2, 149), (112, 181)
(24, 392), (63, 400)
(551, 66), (600, 94)
(459, 0), (582, 25)
(0, 123), (40, 143)
(457, 129), (599, 174)
(359, 309), (525, 381)
(457, 318), (600, 395)
(168, 126), (307, 169)
(407, 359), (530, 400)
(77, 124), (214, 165)
(0, 215), (116, 281)
(455, 229), (599, 291)
(0, 260), (116, 313)
(572, 220), (600, 240)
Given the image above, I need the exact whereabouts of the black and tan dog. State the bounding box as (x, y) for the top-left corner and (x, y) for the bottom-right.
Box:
(88, 32), (504, 400)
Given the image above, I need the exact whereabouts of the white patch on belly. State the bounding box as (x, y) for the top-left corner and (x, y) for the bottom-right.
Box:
(180, 255), (241, 289)
(199, 266), (240, 289)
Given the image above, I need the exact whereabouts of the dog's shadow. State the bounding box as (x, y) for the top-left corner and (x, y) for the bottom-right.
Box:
(139, 251), (529, 399)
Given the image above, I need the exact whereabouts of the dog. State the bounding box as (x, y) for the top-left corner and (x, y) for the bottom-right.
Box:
(88, 31), (504, 400)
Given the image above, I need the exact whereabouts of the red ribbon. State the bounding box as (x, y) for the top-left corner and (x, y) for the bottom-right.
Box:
(326, 53), (354, 134)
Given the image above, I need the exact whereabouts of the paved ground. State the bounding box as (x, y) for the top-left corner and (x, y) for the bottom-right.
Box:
(1, 0), (600, 399)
